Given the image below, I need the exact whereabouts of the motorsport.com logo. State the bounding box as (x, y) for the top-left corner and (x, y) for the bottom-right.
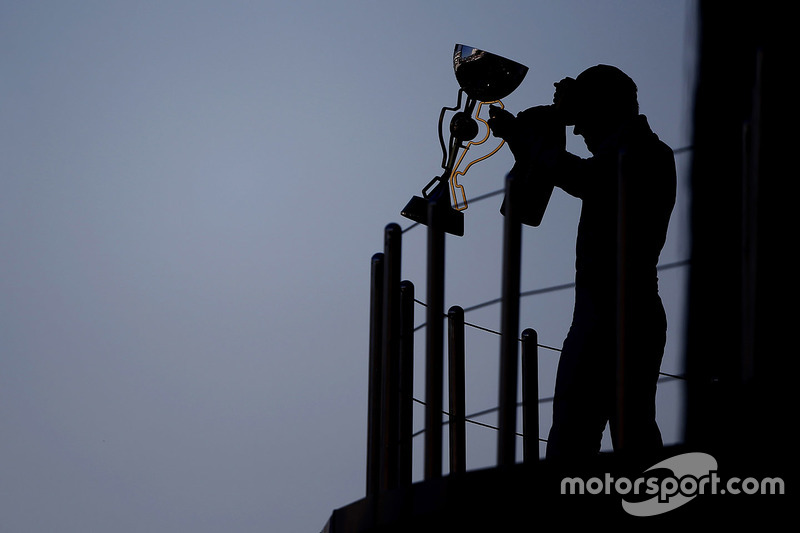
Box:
(560, 452), (785, 516)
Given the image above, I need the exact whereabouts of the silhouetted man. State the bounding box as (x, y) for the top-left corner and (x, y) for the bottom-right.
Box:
(489, 65), (676, 464)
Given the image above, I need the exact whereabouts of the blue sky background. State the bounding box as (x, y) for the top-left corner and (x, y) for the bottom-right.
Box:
(1, 1), (696, 531)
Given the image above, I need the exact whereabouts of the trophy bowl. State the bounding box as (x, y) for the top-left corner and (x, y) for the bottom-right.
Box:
(453, 44), (529, 103)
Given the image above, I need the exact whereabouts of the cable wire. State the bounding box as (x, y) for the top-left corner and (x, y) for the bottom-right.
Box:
(409, 374), (684, 443)
(401, 145), (693, 233)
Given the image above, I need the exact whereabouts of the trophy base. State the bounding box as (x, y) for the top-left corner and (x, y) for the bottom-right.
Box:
(401, 195), (464, 237)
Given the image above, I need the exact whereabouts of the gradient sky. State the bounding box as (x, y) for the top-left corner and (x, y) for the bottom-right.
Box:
(1, 1), (696, 531)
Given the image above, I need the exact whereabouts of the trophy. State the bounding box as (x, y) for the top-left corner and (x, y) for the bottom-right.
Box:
(401, 45), (529, 236)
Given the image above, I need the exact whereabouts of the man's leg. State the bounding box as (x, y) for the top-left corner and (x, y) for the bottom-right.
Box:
(546, 326), (615, 460)
(610, 302), (667, 463)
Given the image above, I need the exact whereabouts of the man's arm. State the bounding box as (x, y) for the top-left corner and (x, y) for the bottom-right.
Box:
(549, 150), (595, 200)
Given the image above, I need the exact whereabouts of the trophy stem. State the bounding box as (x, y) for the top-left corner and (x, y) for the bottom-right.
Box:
(401, 45), (528, 238)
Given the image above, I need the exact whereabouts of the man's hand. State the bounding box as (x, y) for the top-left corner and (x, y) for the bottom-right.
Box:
(553, 77), (578, 125)
(493, 105), (565, 163)
(487, 105), (516, 140)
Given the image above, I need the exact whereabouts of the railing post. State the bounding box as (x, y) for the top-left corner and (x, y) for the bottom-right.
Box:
(616, 150), (628, 454)
(424, 200), (446, 480)
(448, 306), (466, 475)
(521, 328), (539, 463)
(398, 280), (415, 488)
(380, 223), (402, 491)
(366, 252), (384, 497)
(498, 172), (522, 467)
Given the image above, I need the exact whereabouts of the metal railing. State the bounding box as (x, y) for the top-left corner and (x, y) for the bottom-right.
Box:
(366, 172), (539, 496)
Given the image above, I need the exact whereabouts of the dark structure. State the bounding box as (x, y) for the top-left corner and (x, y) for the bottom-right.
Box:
(323, 3), (790, 530)
(682, 0), (792, 500)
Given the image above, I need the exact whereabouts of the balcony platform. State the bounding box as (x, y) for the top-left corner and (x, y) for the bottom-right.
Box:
(323, 445), (790, 532)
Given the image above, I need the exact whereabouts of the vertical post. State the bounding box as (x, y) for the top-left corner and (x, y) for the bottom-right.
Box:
(398, 280), (415, 488)
(498, 172), (522, 467)
(424, 200), (446, 480)
(521, 328), (539, 463)
(615, 151), (628, 454)
(366, 253), (384, 497)
(448, 306), (466, 475)
(380, 223), (402, 491)
(740, 49), (762, 385)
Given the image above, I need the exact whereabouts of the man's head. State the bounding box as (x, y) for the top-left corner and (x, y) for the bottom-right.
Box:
(557, 65), (639, 152)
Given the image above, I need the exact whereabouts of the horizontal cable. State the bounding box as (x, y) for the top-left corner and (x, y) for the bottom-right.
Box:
(401, 145), (694, 233)
(461, 259), (690, 314)
(411, 397), (537, 442)
(412, 296), (689, 380)
(411, 258), (690, 356)
(409, 374), (684, 442)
